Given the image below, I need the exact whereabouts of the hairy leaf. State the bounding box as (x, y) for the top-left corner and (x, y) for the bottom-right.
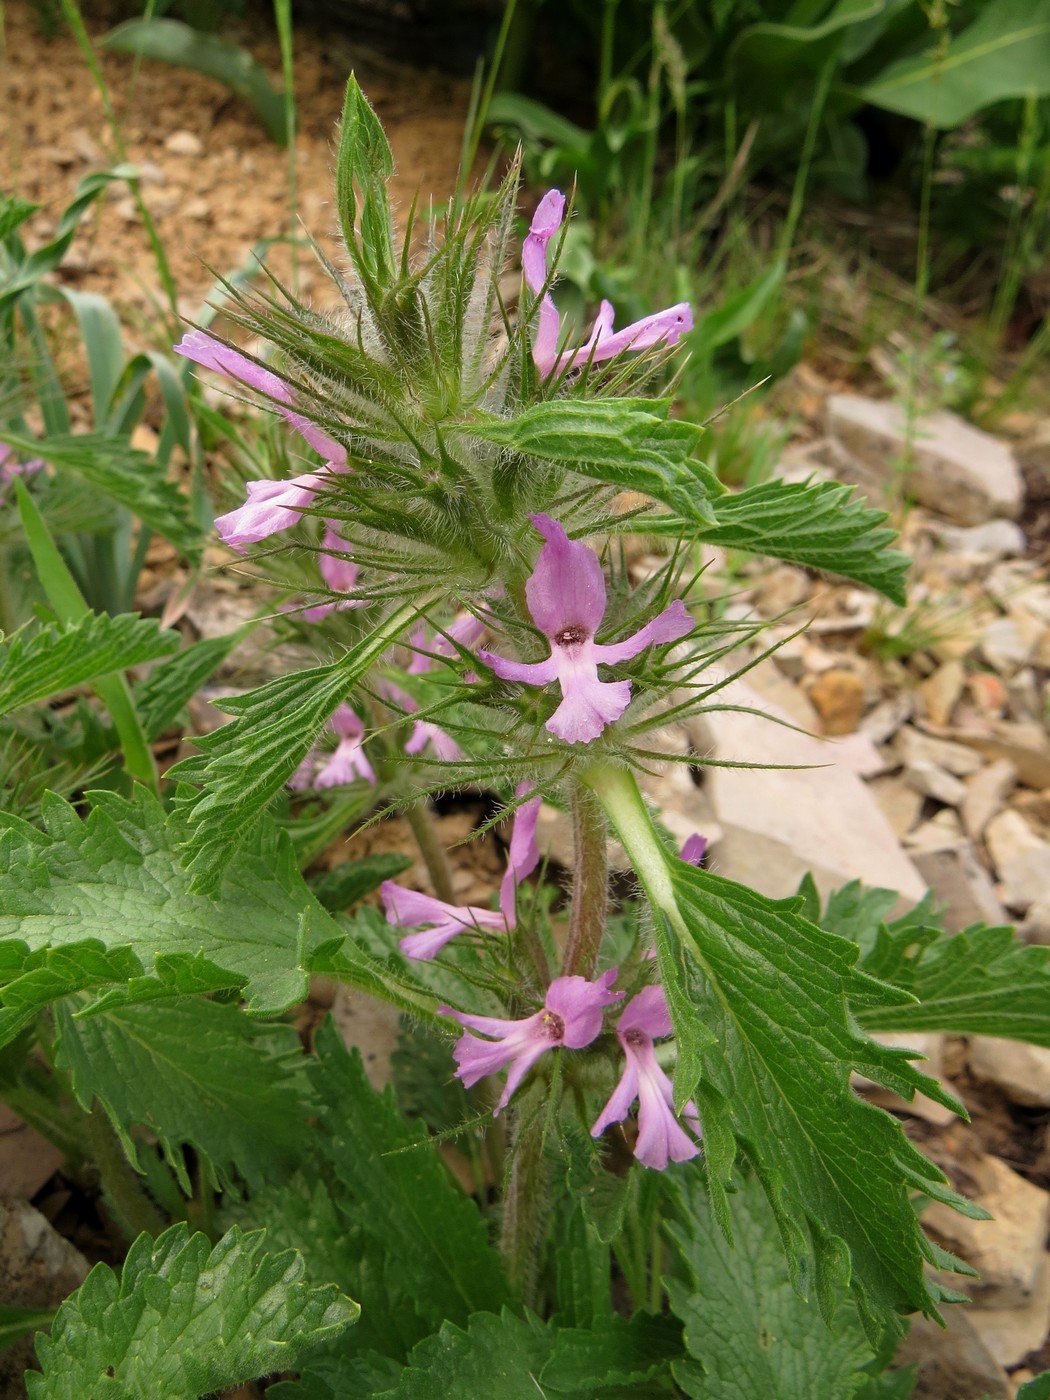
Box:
(170, 599), (421, 893)
(666, 1168), (874, 1400)
(309, 852), (413, 913)
(0, 612), (179, 715)
(55, 997), (312, 1191)
(131, 631), (243, 741)
(27, 1225), (357, 1399)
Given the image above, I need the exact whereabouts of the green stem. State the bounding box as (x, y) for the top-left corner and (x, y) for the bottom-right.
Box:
(83, 1103), (167, 1241)
(580, 762), (677, 923)
(562, 781), (609, 978)
(404, 798), (457, 905)
(499, 1101), (548, 1304)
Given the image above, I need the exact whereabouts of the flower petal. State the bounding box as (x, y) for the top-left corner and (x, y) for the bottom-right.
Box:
(618, 985), (671, 1042)
(499, 786), (542, 919)
(591, 1056), (641, 1139)
(481, 651), (559, 686)
(679, 834), (707, 867)
(522, 190), (566, 376)
(560, 302), (694, 373)
(318, 527), (359, 594)
(593, 599), (693, 664)
(546, 969), (623, 1048)
(214, 471), (333, 550)
(546, 673), (631, 744)
(525, 514), (607, 640)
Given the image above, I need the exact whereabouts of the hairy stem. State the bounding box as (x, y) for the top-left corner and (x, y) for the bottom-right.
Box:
(499, 1103), (548, 1304)
(84, 1104), (167, 1242)
(404, 798), (457, 905)
(563, 782), (609, 978)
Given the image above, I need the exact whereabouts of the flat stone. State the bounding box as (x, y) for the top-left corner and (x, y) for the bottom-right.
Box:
(896, 727), (984, 776)
(939, 519), (1027, 560)
(911, 844), (1009, 932)
(1020, 898), (1050, 947)
(690, 676), (926, 908)
(970, 1037), (1050, 1108)
(0, 1199), (89, 1393)
(0, 1107), (64, 1200)
(968, 672), (1010, 720)
(1005, 668), (1043, 722)
(164, 129), (204, 157)
(752, 564), (811, 616)
(894, 1308), (1009, 1399)
(924, 1154), (1050, 1309)
(867, 774), (925, 839)
(969, 1252), (1050, 1369)
(330, 986), (400, 1092)
(827, 394), (1024, 526)
(808, 668), (866, 735)
(985, 810), (1050, 911)
(905, 809), (966, 852)
(962, 760), (1018, 842)
(922, 660), (966, 726)
(981, 616), (1040, 677)
(940, 722), (1050, 790)
(905, 760), (967, 807)
(862, 691), (914, 744)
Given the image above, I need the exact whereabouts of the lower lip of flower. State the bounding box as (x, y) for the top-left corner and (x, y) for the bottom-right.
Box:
(624, 1029), (646, 1048)
(554, 626), (588, 647)
(541, 1011), (566, 1041)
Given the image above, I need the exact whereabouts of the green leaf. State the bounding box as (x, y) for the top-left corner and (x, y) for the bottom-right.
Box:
(0, 613), (179, 715)
(666, 1168), (875, 1400)
(1017, 1371), (1050, 1400)
(170, 599), (421, 894)
(472, 398), (723, 524)
(690, 263), (786, 358)
(373, 1308), (682, 1398)
(27, 1224), (358, 1399)
(309, 852), (413, 913)
(307, 1022), (508, 1357)
(0, 195), (40, 242)
(0, 429), (201, 558)
(587, 765), (972, 1337)
(335, 76), (396, 289)
(0, 1305), (54, 1354)
(131, 630), (243, 741)
(693, 477), (909, 604)
(0, 788), (356, 1039)
(100, 19), (289, 143)
(54, 997), (312, 1191)
(728, 0), (884, 109)
(862, 0), (1050, 128)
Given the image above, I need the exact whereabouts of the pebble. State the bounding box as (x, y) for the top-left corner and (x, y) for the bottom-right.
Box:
(861, 691), (913, 744)
(921, 659), (965, 726)
(895, 726), (983, 776)
(969, 1037), (1050, 1108)
(183, 197), (211, 221)
(752, 564), (811, 616)
(984, 809), (1050, 911)
(938, 519), (1027, 560)
(808, 668), (865, 735)
(911, 842), (1008, 931)
(904, 759), (966, 807)
(961, 759), (1018, 842)
(164, 129), (204, 157)
(968, 672), (1010, 718)
(980, 616), (1040, 676)
(970, 1253), (1050, 1369)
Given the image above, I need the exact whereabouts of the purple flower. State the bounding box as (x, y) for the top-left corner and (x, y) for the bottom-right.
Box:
(394, 614), (487, 761)
(440, 969), (624, 1113)
(480, 514), (693, 744)
(679, 834), (707, 866)
(289, 703), (375, 790)
(213, 471), (340, 552)
(175, 330), (346, 465)
(0, 445), (45, 502)
(300, 524), (361, 622)
(523, 191), (693, 376)
(591, 984), (701, 1171)
(381, 785), (542, 960)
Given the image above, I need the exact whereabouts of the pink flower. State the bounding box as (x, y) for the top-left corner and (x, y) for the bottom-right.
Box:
(289, 703), (374, 790)
(393, 614), (487, 761)
(679, 834), (707, 866)
(591, 985), (701, 1171)
(480, 515), (693, 744)
(215, 471), (338, 551)
(523, 191), (693, 376)
(381, 785), (541, 960)
(441, 969), (624, 1113)
(300, 524), (361, 622)
(0, 445), (45, 502)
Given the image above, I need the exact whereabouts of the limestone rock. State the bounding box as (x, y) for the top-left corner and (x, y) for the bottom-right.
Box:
(827, 394), (1024, 526)
(895, 727), (984, 777)
(862, 691), (914, 745)
(905, 760), (967, 807)
(910, 843), (1009, 932)
(867, 774), (924, 839)
(969, 1252), (1050, 1369)
(923, 1154), (1050, 1309)
(938, 519), (1027, 560)
(922, 660), (965, 727)
(894, 1308), (1010, 1399)
(0, 1199), (89, 1394)
(330, 986), (400, 1091)
(985, 810), (1050, 911)
(969, 1037), (1050, 1108)
(0, 1107), (63, 1199)
(164, 129), (204, 157)
(961, 760), (1018, 842)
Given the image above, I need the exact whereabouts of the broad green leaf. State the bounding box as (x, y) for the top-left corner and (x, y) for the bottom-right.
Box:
(666, 1168), (874, 1400)
(552, 1203), (612, 1329)
(131, 630), (243, 740)
(0, 788), (436, 1042)
(371, 1308), (682, 1398)
(27, 1225), (357, 1399)
(54, 997), (312, 1191)
(0, 1305), (54, 1354)
(690, 477), (909, 604)
(60, 289), (126, 426)
(472, 398), (723, 524)
(307, 1022), (508, 1357)
(587, 764), (974, 1336)
(852, 1365), (919, 1399)
(309, 852), (413, 913)
(729, 0), (884, 108)
(862, 0), (1050, 127)
(170, 599), (421, 894)
(100, 19), (289, 143)
(0, 429), (201, 557)
(0, 613), (178, 715)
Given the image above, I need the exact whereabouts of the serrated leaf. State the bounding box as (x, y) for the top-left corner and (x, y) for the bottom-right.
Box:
(27, 1224), (358, 1399)
(588, 765), (970, 1335)
(0, 613), (179, 716)
(307, 1022), (508, 1357)
(310, 853), (413, 913)
(170, 599), (421, 894)
(132, 631), (243, 741)
(695, 477), (909, 604)
(0, 429), (201, 558)
(54, 997), (312, 1191)
(666, 1168), (874, 1400)
(472, 398), (723, 523)
(0, 789), (358, 1037)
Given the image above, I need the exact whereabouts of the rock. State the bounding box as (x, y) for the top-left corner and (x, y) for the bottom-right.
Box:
(939, 519), (1027, 560)
(970, 1037), (1050, 1108)
(827, 394), (1024, 526)
(981, 616), (1040, 676)
(962, 760), (1018, 842)
(137, 159), (167, 185)
(164, 129), (204, 157)
(855, 1031), (956, 1125)
(808, 668), (866, 735)
(752, 565), (811, 616)
(894, 1308), (1010, 1399)
(868, 774), (925, 839)
(689, 677), (927, 908)
(985, 810), (1050, 911)
(942, 722), (1050, 790)
(924, 1154), (1050, 1309)
(1020, 898), (1050, 947)
(862, 691), (914, 744)
(330, 986), (400, 1091)
(968, 672), (1010, 720)
(896, 727), (984, 777)
(969, 1252), (1050, 1369)
(0, 1199), (89, 1394)
(922, 660), (965, 726)
(906, 809), (966, 853)
(0, 1107), (63, 1199)
(1006, 668), (1043, 722)
(911, 843), (1009, 931)
(183, 197), (211, 221)
(905, 760), (967, 807)
(741, 655), (820, 730)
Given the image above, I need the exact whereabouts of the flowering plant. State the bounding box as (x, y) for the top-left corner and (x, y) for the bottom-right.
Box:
(3, 80), (1050, 1399)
